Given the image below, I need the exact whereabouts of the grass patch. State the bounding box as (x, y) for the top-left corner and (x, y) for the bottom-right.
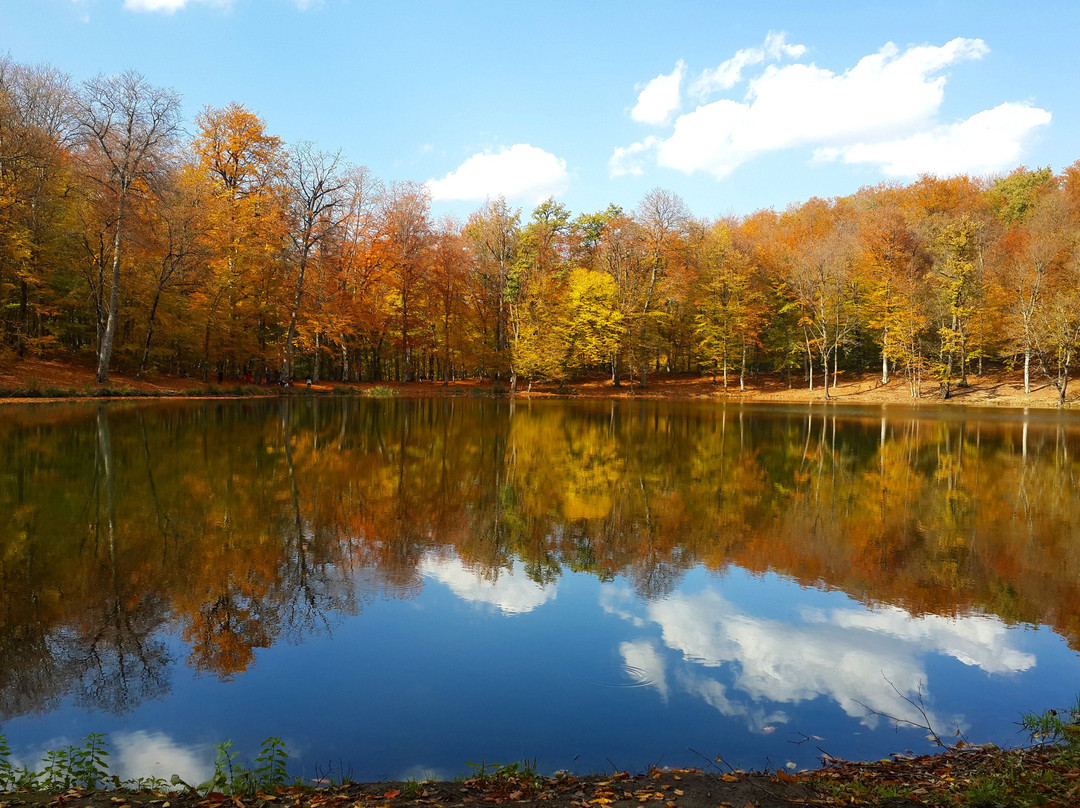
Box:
(366, 385), (399, 398)
(0, 380), (79, 398)
(190, 384), (265, 397)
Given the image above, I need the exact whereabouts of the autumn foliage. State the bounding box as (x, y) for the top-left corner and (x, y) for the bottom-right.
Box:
(2, 58), (1080, 401)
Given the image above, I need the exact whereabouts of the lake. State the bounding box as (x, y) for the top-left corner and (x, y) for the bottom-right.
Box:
(1, 396), (1078, 784)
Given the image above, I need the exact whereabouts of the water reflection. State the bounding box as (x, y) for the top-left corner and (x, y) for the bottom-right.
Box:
(420, 553), (556, 615)
(602, 582), (1034, 736)
(1, 398), (1078, 749)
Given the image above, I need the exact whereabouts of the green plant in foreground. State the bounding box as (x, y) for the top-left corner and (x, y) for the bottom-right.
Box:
(1020, 695), (1080, 744)
(71, 733), (110, 789)
(195, 737), (292, 797)
(464, 758), (543, 790)
(253, 736), (290, 789)
(0, 734), (111, 792)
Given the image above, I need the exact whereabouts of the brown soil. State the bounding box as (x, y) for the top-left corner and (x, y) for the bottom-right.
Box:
(0, 766), (876, 808)
(0, 357), (1074, 410)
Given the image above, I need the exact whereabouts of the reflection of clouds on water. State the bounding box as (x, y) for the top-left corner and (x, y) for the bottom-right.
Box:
(605, 580), (1035, 733)
(11, 732), (212, 788)
(651, 591), (933, 726)
(600, 586), (645, 627)
(675, 670), (788, 731)
(619, 640), (669, 699)
(113, 731), (214, 786)
(807, 605), (1036, 674)
(420, 554), (556, 615)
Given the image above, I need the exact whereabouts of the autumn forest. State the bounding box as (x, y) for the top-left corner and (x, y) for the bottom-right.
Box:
(3, 59), (1080, 402)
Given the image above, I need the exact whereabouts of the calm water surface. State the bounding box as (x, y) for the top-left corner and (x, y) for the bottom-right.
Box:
(1, 397), (1078, 782)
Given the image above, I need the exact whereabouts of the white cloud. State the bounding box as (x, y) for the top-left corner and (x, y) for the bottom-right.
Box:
(123, 0), (313, 11)
(427, 144), (570, 204)
(124, 0), (194, 11)
(613, 36), (1047, 182)
(631, 61), (686, 125)
(815, 102), (1052, 177)
(419, 552), (556, 615)
(690, 31), (806, 97)
(608, 136), (661, 178)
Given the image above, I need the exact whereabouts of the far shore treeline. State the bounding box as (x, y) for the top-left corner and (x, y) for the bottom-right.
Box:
(2, 58), (1079, 402)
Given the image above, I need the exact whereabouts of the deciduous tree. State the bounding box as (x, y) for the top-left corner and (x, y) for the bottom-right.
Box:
(75, 70), (180, 382)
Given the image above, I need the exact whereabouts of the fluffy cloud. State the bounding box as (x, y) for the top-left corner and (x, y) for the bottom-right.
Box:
(631, 61), (685, 126)
(689, 31), (805, 97)
(612, 36), (1050, 181)
(427, 144), (570, 203)
(608, 136), (661, 178)
(124, 0), (196, 11)
(815, 102), (1052, 176)
(419, 552), (556, 615)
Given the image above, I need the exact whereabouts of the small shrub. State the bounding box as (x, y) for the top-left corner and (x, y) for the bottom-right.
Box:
(253, 736), (289, 789)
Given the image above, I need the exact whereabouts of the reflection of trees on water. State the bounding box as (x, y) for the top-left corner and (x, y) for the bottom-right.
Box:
(2, 399), (1080, 719)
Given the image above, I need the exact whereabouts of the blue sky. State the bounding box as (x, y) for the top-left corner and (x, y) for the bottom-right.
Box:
(3, 0), (1078, 220)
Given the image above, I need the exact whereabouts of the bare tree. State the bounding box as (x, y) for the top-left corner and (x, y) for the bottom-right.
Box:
(281, 142), (347, 382)
(75, 70), (180, 382)
(633, 188), (690, 386)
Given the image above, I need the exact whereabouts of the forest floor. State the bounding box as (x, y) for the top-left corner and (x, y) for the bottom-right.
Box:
(3, 742), (1080, 808)
(0, 356), (1076, 410)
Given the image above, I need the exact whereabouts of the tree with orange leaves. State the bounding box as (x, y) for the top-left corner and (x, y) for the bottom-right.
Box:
(190, 103), (287, 380)
(373, 181), (434, 381)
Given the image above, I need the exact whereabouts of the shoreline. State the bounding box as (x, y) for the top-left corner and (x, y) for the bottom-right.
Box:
(2, 358), (1078, 411)
(1, 740), (1076, 808)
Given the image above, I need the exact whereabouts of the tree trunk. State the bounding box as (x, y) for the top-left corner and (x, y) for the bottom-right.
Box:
(821, 349), (831, 401)
(96, 203), (124, 383)
(740, 339), (747, 392)
(137, 286), (164, 377)
(881, 328), (889, 384)
(283, 253), (308, 382)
